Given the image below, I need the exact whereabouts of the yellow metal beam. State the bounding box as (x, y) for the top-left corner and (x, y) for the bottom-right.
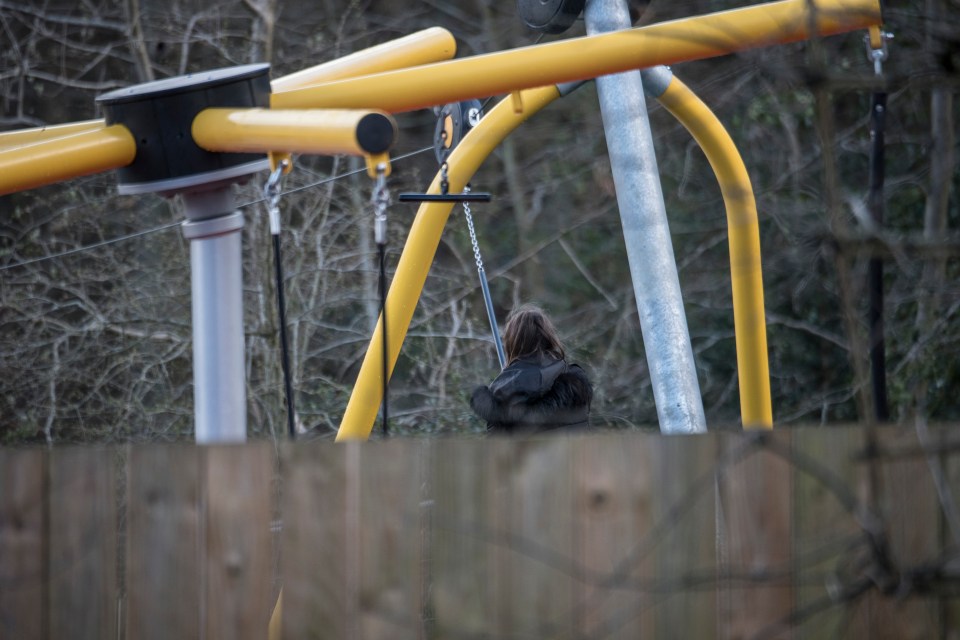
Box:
(192, 108), (398, 157)
(0, 125), (136, 196)
(0, 119), (106, 151)
(272, 0), (881, 113)
(336, 86), (562, 441)
(270, 27), (456, 92)
(658, 77), (773, 429)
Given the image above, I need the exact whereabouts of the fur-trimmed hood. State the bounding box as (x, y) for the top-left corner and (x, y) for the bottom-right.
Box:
(470, 355), (592, 433)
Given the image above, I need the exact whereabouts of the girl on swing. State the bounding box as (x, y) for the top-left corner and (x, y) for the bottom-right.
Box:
(470, 304), (593, 433)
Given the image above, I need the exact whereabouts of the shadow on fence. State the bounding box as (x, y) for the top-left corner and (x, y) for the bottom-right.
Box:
(2, 425), (960, 639)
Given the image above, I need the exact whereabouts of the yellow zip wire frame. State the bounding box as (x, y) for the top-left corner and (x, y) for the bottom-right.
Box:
(336, 76), (776, 439)
(0, 119), (106, 151)
(0, 27), (454, 188)
(270, 27), (456, 92)
(0, 125), (136, 196)
(272, 0), (881, 113)
(192, 108), (397, 157)
(336, 86), (562, 441)
(659, 77), (773, 429)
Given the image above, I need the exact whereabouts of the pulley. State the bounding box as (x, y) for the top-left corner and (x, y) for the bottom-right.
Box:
(517, 0), (585, 34)
(399, 100), (492, 204)
(433, 99), (483, 165)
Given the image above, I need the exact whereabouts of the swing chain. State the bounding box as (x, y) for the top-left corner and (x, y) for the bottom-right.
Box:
(264, 159), (288, 236)
(440, 161), (451, 195)
(372, 162), (390, 246)
(461, 186), (485, 272)
(438, 129), (451, 195)
(864, 29), (893, 76)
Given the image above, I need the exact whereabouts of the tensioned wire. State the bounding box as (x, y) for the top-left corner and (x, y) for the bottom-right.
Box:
(1, 25), (557, 276)
(0, 145), (435, 273)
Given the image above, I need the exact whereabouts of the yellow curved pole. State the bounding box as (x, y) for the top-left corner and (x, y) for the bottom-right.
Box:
(192, 108), (397, 156)
(272, 0), (881, 112)
(270, 27), (456, 92)
(336, 86), (562, 441)
(0, 125), (136, 196)
(267, 589), (282, 640)
(657, 78), (773, 428)
(0, 119), (106, 151)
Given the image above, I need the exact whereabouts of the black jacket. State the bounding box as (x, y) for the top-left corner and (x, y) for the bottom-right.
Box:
(470, 355), (592, 433)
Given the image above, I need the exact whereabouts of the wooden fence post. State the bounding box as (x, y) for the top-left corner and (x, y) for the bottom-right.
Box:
(0, 448), (46, 640)
(125, 444), (201, 640)
(48, 447), (118, 640)
(718, 430), (794, 639)
(202, 443), (274, 640)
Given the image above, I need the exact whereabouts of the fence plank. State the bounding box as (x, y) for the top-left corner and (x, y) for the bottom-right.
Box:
(941, 425), (960, 636)
(571, 433), (657, 639)
(0, 448), (46, 640)
(792, 426), (866, 639)
(860, 427), (941, 640)
(48, 447), (118, 640)
(202, 443), (273, 640)
(430, 438), (503, 636)
(281, 441), (351, 639)
(126, 444), (200, 640)
(718, 430), (794, 639)
(652, 432), (719, 639)
(487, 438), (523, 638)
(500, 438), (577, 637)
(355, 439), (429, 638)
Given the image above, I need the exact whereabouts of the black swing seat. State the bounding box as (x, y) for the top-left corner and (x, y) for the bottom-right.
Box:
(398, 192), (492, 203)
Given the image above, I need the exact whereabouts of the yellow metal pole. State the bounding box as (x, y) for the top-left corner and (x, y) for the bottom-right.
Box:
(336, 86), (562, 441)
(0, 27), (453, 165)
(657, 77), (773, 429)
(192, 108), (397, 156)
(270, 27), (456, 92)
(272, 0), (881, 112)
(0, 119), (106, 151)
(267, 590), (282, 640)
(0, 125), (136, 196)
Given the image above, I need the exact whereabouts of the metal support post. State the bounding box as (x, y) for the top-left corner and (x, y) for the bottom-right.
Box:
(585, 0), (706, 434)
(181, 188), (247, 443)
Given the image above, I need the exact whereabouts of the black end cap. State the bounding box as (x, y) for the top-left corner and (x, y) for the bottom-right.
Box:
(356, 113), (397, 155)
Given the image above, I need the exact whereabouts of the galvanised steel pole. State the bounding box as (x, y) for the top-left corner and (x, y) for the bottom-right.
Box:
(181, 188), (248, 443)
(585, 0), (707, 434)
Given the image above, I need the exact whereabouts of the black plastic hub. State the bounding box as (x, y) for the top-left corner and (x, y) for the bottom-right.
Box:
(517, 0), (585, 34)
(97, 64), (271, 194)
(433, 99), (483, 165)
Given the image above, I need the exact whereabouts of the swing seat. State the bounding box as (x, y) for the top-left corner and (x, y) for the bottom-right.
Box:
(398, 192), (492, 203)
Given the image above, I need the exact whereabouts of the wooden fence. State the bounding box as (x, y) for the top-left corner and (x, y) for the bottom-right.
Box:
(2, 425), (959, 639)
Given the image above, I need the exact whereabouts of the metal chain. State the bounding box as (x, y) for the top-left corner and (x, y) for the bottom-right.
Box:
(438, 129), (451, 195)
(264, 160), (288, 236)
(461, 184), (507, 369)
(440, 161), (450, 195)
(372, 162), (390, 245)
(461, 186), (485, 271)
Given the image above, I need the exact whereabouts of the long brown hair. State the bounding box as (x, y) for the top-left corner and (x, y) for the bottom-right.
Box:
(502, 304), (566, 364)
